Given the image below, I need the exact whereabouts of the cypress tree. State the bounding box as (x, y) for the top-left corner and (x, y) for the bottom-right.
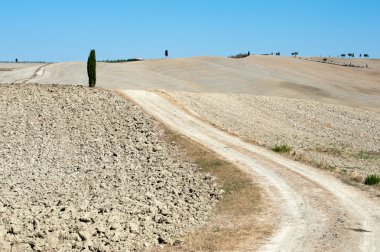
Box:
(87, 49), (96, 87)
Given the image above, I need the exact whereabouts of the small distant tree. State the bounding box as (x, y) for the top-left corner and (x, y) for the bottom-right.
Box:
(229, 52), (250, 59)
(87, 49), (96, 87)
(347, 53), (355, 58)
(165, 50), (169, 58)
(275, 52), (280, 56)
(364, 54), (369, 58)
(341, 54), (346, 58)
(291, 52), (299, 57)
(15, 58), (18, 63)
(359, 54), (362, 58)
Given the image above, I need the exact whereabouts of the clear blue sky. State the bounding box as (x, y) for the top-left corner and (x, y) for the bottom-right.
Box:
(1, 0), (379, 62)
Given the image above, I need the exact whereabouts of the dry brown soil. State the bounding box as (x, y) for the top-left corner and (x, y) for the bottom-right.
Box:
(0, 84), (220, 251)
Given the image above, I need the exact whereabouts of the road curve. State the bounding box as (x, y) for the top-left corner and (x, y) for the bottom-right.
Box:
(123, 90), (380, 252)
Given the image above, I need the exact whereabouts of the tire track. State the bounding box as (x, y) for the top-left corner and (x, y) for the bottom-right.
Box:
(12, 63), (50, 84)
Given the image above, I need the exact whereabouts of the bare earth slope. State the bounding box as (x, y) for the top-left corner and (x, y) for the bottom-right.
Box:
(1, 56), (380, 250)
(1, 56), (379, 112)
(168, 92), (380, 177)
(0, 84), (220, 252)
(125, 90), (380, 252)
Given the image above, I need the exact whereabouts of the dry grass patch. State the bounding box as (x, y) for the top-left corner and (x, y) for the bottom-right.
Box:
(349, 170), (365, 183)
(151, 127), (273, 251)
(356, 151), (380, 161)
(313, 145), (343, 156)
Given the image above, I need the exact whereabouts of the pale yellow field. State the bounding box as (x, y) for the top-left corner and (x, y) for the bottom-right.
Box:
(1, 56), (379, 112)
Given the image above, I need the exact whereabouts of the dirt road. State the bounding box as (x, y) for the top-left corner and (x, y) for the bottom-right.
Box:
(12, 63), (50, 84)
(124, 90), (380, 251)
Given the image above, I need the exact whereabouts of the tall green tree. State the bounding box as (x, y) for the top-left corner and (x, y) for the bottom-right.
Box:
(165, 50), (168, 58)
(87, 49), (96, 87)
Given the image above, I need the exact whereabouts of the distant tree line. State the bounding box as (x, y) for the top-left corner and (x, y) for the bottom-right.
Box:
(229, 51), (297, 57)
(0, 60), (47, 63)
(99, 58), (143, 63)
(340, 53), (369, 58)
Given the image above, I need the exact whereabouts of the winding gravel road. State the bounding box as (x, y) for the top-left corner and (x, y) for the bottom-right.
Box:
(124, 90), (380, 252)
